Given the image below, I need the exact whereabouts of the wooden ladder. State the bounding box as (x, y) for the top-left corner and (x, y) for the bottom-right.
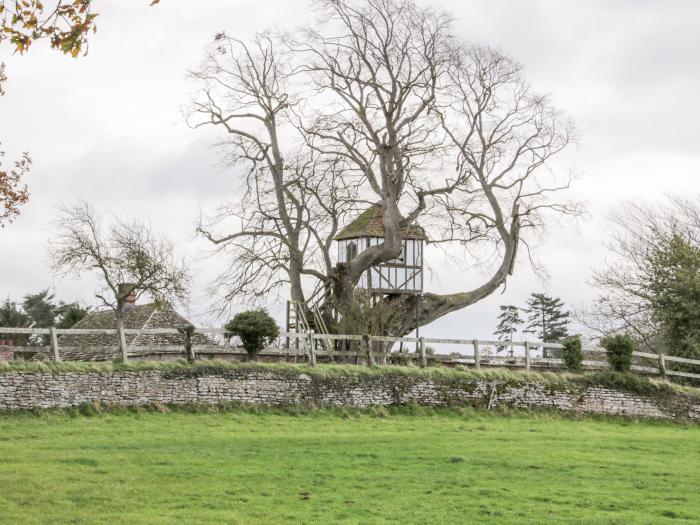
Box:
(286, 300), (334, 360)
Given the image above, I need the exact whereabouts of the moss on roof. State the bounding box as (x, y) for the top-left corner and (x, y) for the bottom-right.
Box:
(335, 204), (427, 241)
(59, 303), (212, 348)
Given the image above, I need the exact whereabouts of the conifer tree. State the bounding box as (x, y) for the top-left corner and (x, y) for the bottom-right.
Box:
(524, 293), (570, 343)
(0, 298), (31, 346)
(494, 305), (523, 356)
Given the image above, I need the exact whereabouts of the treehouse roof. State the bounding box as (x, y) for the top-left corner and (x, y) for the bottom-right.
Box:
(335, 204), (427, 241)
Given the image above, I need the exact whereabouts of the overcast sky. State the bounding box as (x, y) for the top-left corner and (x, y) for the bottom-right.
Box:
(2, 0), (699, 341)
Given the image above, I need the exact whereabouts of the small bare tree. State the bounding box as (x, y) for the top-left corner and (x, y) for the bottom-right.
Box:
(49, 202), (190, 360)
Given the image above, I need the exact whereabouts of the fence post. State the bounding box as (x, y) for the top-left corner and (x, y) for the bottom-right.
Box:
(473, 339), (481, 371)
(419, 336), (427, 368)
(363, 334), (375, 367)
(524, 341), (531, 372)
(118, 325), (128, 363)
(307, 330), (316, 368)
(178, 325), (196, 363)
(658, 351), (667, 379)
(50, 327), (60, 362)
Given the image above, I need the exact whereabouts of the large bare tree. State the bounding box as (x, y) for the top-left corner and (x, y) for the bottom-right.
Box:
(191, 0), (579, 335)
(49, 202), (190, 358)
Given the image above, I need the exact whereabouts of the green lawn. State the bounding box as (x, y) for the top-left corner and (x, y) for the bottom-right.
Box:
(0, 408), (698, 524)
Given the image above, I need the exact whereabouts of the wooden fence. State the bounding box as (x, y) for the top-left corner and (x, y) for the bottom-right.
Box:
(0, 326), (699, 380)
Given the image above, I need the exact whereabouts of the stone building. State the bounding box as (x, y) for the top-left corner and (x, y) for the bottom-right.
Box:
(57, 296), (213, 360)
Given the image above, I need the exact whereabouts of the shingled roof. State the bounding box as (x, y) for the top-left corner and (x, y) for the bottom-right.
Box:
(334, 204), (427, 241)
(59, 303), (213, 348)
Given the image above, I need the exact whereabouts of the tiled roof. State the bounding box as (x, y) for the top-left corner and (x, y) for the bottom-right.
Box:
(335, 204), (427, 241)
(58, 303), (213, 348)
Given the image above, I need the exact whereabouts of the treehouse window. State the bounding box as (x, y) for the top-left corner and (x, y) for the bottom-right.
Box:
(346, 240), (358, 262)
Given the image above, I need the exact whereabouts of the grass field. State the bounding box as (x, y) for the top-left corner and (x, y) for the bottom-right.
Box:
(0, 407), (698, 524)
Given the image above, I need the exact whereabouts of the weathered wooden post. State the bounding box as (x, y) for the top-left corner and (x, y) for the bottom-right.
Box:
(524, 341), (531, 372)
(473, 339), (481, 371)
(307, 330), (317, 367)
(178, 325), (196, 363)
(419, 336), (427, 368)
(50, 327), (60, 362)
(117, 325), (129, 363)
(658, 351), (667, 379)
(363, 334), (375, 367)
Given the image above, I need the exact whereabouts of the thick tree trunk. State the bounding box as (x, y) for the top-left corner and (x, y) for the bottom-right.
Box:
(330, 245), (517, 338)
(395, 249), (518, 336)
(329, 194), (403, 312)
(330, 215), (518, 337)
(289, 253), (305, 303)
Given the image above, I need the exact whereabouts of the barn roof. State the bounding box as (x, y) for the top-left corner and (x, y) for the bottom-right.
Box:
(335, 204), (427, 241)
(58, 303), (213, 348)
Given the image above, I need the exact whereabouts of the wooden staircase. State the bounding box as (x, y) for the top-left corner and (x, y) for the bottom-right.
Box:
(286, 287), (334, 358)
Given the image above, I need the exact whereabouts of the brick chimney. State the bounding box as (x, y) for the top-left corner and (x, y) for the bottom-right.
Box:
(118, 283), (137, 314)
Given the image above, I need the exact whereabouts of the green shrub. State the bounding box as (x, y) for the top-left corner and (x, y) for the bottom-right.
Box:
(562, 336), (583, 372)
(335, 290), (406, 336)
(389, 350), (413, 366)
(416, 345), (440, 367)
(224, 310), (279, 361)
(602, 334), (635, 372)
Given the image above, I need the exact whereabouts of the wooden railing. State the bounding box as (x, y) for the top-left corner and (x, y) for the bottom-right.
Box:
(0, 326), (699, 380)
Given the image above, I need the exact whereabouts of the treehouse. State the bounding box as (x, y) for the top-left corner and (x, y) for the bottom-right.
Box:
(335, 204), (426, 295)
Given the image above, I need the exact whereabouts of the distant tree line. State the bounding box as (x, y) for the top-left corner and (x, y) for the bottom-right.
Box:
(493, 195), (700, 366)
(0, 289), (88, 346)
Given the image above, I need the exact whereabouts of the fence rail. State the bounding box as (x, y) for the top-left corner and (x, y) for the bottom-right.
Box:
(1, 326), (699, 380)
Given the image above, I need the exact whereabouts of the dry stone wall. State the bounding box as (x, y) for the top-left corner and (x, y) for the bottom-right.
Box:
(0, 367), (698, 421)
